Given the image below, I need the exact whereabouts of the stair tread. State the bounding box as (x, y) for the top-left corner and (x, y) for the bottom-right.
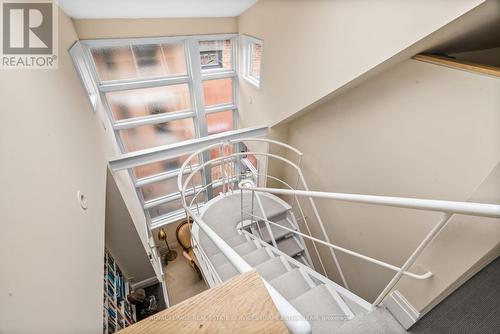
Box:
(291, 285), (350, 332)
(210, 240), (257, 268)
(233, 240), (258, 255)
(293, 254), (309, 266)
(258, 218), (295, 243)
(255, 257), (289, 281)
(205, 234), (247, 256)
(209, 252), (229, 267)
(256, 201), (288, 221)
(277, 236), (303, 257)
(242, 247), (272, 267)
(215, 262), (239, 281)
(269, 268), (314, 300)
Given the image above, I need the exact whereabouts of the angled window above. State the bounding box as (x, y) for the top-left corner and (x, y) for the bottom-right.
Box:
(70, 34), (239, 225)
(90, 42), (187, 82)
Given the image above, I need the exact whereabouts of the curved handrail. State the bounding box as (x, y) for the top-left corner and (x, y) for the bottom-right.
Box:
(238, 181), (500, 305)
(184, 199), (312, 334)
(178, 137), (500, 311)
(178, 141), (302, 195)
(177, 139), (347, 289)
(237, 185), (500, 219)
(180, 151), (300, 199)
(178, 138), (314, 334)
(233, 137), (304, 157)
(244, 172), (329, 277)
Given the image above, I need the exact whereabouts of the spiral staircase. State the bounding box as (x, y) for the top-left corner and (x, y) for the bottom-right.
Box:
(174, 137), (500, 333)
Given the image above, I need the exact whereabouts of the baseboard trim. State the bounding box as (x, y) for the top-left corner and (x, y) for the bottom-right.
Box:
(383, 290), (420, 329)
(131, 276), (159, 290)
(420, 245), (500, 316)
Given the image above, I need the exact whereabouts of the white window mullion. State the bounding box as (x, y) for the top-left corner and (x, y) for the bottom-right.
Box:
(74, 35), (240, 205)
(113, 110), (195, 130)
(186, 39), (208, 138)
(186, 38), (213, 200)
(98, 75), (191, 93)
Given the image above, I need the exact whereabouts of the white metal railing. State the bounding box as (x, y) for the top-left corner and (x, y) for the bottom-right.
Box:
(177, 137), (500, 313)
(178, 139), (314, 334)
(241, 207), (432, 280)
(238, 182), (500, 305)
(240, 228), (373, 313)
(178, 140), (349, 287)
(241, 187), (500, 218)
(185, 203), (311, 334)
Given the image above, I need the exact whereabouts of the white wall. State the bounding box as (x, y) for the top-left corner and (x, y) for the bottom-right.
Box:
(105, 169), (156, 283)
(0, 10), (108, 334)
(396, 162), (500, 314)
(278, 59), (500, 310)
(237, 0), (485, 127)
(73, 17), (237, 39)
(452, 47), (500, 67)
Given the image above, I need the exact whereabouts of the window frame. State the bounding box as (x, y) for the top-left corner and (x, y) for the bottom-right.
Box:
(76, 34), (238, 150)
(241, 34), (263, 88)
(70, 34), (239, 226)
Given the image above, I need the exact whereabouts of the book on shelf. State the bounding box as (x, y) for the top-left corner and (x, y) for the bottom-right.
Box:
(103, 248), (136, 333)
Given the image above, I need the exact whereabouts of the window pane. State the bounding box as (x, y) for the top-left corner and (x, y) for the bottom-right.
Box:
(161, 43), (187, 75)
(133, 155), (199, 179)
(211, 163), (235, 184)
(250, 43), (262, 79)
(212, 185), (223, 197)
(208, 145), (234, 182)
(106, 84), (191, 121)
(141, 172), (202, 202)
(203, 78), (233, 107)
(199, 39), (232, 71)
(212, 183), (235, 197)
(119, 118), (195, 152)
(91, 46), (135, 81)
(206, 110), (233, 135)
(91, 43), (187, 82)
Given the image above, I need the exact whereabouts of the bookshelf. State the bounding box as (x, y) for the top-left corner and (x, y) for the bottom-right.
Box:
(103, 249), (137, 333)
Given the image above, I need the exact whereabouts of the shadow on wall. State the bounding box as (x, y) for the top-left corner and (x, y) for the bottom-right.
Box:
(106, 168), (156, 283)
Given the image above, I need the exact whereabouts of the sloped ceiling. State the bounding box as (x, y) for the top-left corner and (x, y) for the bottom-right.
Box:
(59, 0), (257, 19)
(429, 0), (500, 53)
(236, 0), (488, 128)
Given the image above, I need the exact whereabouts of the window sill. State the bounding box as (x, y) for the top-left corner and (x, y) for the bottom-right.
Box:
(243, 75), (260, 88)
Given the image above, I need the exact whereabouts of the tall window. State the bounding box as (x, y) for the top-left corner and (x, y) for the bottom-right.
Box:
(70, 34), (238, 225)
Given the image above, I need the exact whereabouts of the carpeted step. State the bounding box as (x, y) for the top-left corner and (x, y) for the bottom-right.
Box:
(291, 285), (351, 333)
(277, 236), (303, 258)
(255, 256), (289, 281)
(258, 217), (296, 243)
(233, 240), (258, 256)
(209, 239), (257, 268)
(269, 268), (315, 300)
(215, 262), (239, 281)
(242, 247), (272, 267)
(293, 254), (309, 266)
(209, 252), (229, 267)
(255, 197), (289, 221)
(204, 233), (248, 256)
